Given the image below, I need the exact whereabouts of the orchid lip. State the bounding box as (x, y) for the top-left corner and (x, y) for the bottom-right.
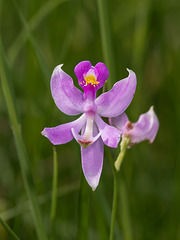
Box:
(78, 139), (92, 148)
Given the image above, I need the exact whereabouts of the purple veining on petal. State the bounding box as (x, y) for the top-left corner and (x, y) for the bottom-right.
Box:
(95, 69), (137, 117)
(41, 114), (86, 145)
(51, 64), (85, 115)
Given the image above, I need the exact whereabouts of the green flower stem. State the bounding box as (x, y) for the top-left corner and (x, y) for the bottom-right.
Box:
(0, 217), (20, 240)
(119, 179), (133, 240)
(115, 137), (130, 171)
(110, 173), (118, 240)
(50, 147), (58, 237)
(106, 143), (133, 240)
(97, 1), (133, 239)
(77, 171), (89, 240)
(97, 0), (116, 91)
(105, 148), (119, 240)
(0, 38), (47, 240)
(50, 147), (58, 221)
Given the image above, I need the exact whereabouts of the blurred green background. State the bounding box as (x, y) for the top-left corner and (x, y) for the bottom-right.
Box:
(0, 0), (180, 239)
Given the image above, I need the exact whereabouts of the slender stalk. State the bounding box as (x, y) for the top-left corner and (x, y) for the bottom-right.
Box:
(115, 137), (130, 171)
(0, 38), (47, 240)
(77, 171), (89, 240)
(97, 0), (133, 239)
(110, 173), (118, 240)
(97, 2), (119, 235)
(105, 148), (119, 240)
(50, 147), (58, 237)
(0, 217), (20, 240)
(119, 179), (133, 240)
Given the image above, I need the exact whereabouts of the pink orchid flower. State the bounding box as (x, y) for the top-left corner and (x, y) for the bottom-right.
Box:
(110, 106), (159, 147)
(42, 61), (136, 190)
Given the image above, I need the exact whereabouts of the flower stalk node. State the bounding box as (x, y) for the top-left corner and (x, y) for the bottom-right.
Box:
(114, 137), (130, 171)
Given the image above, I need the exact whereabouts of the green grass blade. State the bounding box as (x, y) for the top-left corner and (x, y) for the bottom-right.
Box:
(12, 0), (50, 85)
(97, 0), (116, 89)
(0, 38), (48, 240)
(1, 181), (79, 221)
(0, 217), (20, 240)
(7, 0), (71, 66)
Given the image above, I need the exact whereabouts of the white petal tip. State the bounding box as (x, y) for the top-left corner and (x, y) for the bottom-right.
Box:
(58, 63), (63, 68)
(53, 64), (64, 75)
(89, 180), (98, 191)
(126, 68), (136, 76)
(41, 129), (46, 137)
(149, 106), (154, 112)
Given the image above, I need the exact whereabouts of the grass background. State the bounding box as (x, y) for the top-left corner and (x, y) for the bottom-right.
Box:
(0, 0), (180, 239)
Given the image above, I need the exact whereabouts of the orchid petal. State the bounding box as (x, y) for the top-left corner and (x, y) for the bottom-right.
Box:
(74, 61), (92, 87)
(81, 125), (104, 190)
(129, 107), (159, 144)
(95, 115), (121, 148)
(51, 64), (84, 115)
(74, 61), (109, 91)
(41, 114), (86, 145)
(109, 113), (129, 133)
(95, 69), (137, 117)
(94, 62), (109, 90)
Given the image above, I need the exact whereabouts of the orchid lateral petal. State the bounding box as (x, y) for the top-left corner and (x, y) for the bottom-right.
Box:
(81, 125), (104, 190)
(129, 106), (159, 144)
(51, 64), (84, 115)
(95, 115), (121, 148)
(95, 69), (137, 117)
(41, 114), (86, 145)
